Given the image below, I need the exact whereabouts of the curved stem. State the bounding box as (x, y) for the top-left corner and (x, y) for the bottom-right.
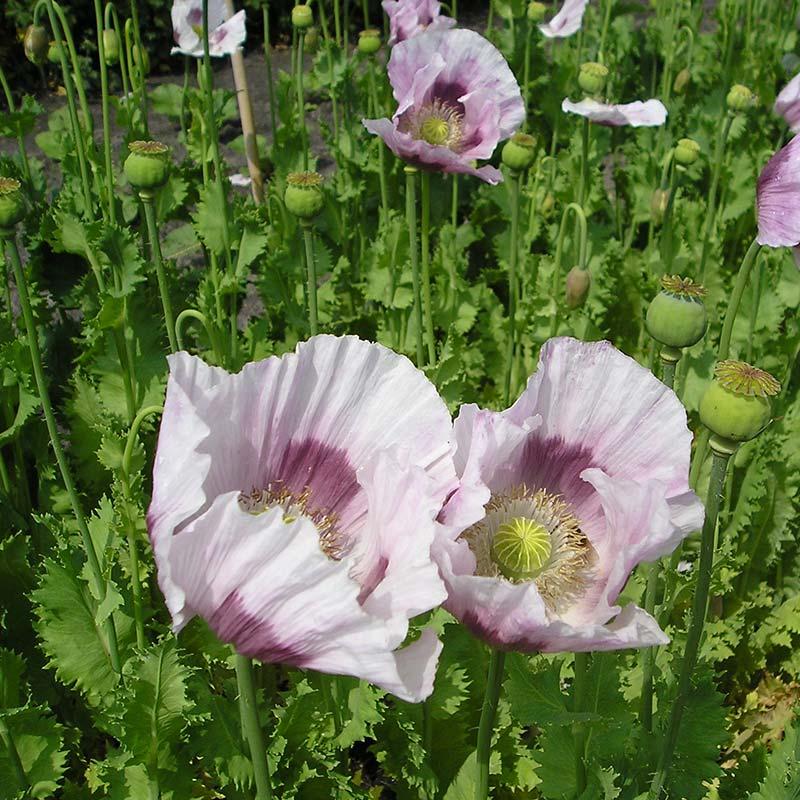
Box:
(2, 231), (120, 671)
(128, 0), (149, 136)
(420, 172), (436, 366)
(141, 197), (178, 353)
(647, 447), (731, 799)
(475, 649), (506, 800)
(51, 0), (94, 137)
(503, 170), (521, 404)
(176, 309), (224, 362)
(296, 30), (308, 170)
(106, 4), (132, 102)
(718, 238), (761, 361)
(405, 167), (425, 366)
(235, 655), (274, 799)
(94, 0), (115, 223)
(550, 203), (588, 338)
(579, 117), (590, 208)
(302, 222), (318, 335)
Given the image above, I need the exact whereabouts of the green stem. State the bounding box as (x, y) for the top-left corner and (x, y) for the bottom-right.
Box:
(573, 652), (589, 796)
(296, 29), (308, 170)
(141, 197), (178, 354)
(597, 0), (614, 60)
(367, 63), (389, 224)
(2, 231), (121, 672)
(235, 655), (274, 800)
(106, 3), (132, 103)
(579, 117), (590, 208)
(128, 0), (149, 136)
(317, 673), (343, 734)
(523, 21), (532, 122)
(302, 222), (318, 335)
(746, 254), (763, 363)
(647, 447), (731, 800)
(263, 4), (278, 143)
(0, 716), (29, 793)
(94, 0), (115, 223)
(405, 167), (425, 366)
(451, 174), (459, 228)
(718, 238), (761, 361)
(420, 172), (436, 366)
(0, 65), (32, 183)
(176, 309), (225, 362)
(503, 170), (521, 404)
(549, 203), (588, 338)
(475, 649), (506, 800)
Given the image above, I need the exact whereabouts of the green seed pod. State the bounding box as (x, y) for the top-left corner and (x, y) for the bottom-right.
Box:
(527, 1), (547, 21)
(47, 40), (63, 65)
(650, 188), (670, 225)
(674, 137), (700, 167)
(699, 360), (780, 444)
(501, 133), (536, 172)
(304, 26), (319, 52)
(565, 267), (591, 309)
(491, 517), (552, 583)
(672, 67), (690, 95)
(726, 84), (755, 113)
(0, 177), (26, 230)
(646, 275), (707, 349)
(24, 25), (49, 65)
(540, 191), (555, 217)
(123, 140), (171, 193)
(284, 172), (324, 220)
(292, 4), (314, 29)
(358, 28), (382, 55)
(103, 28), (120, 65)
(578, 61), (609, 97)
(132, 44), (150, 76)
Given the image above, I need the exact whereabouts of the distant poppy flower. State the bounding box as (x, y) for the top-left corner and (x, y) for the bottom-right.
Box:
(434, 337), (704, 653)
(539, 0), (590, 39)
(363, 28), (525, 184)
(171, 0), (246, 58)
(382, 0), (455, 46)
(774, 73), (800, 133)
(562, 97), (668, 127)
(148, 335), (459, 701)
(229, 172), (252, 188)
(756, 134), (800, 250)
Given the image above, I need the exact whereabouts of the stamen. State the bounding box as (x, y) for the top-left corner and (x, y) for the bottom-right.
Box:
(402, 98), (465, 151)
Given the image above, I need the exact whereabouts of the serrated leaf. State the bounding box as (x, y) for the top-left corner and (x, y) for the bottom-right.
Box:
(443, 751), (477, 800)
(750, 721), (800, 799)
(0, 649), (25, 709)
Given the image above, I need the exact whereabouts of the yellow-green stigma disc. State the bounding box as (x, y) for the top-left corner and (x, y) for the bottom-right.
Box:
(491, 517), (552, 583)
(421, 117), (450, 146)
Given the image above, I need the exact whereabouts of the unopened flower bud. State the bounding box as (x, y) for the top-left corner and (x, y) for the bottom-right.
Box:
(527, 1), (547, 21)
(672, 67), (690, 95)
(132, 44), (150, 75)
(699, 360), (780, 445)
(358, 28), (382, 55)
(674, 138), (700, 167)
(284, 171), (324, 219)
(24, 25), (49, 65)
(304, 26), (319, 52)
(491, 517), (551, 583)
(578, 62), (608, 97)
(565, 267), (591, 309)
(292, 4), (314, 29)
(501, 133), (536, 172)
(726, 84), (755, 113)
(124, 140), (171, 193)
(646, 275), (707, 349)
(650, 188), (670, 224)
(47, 41), (62, 65)
(103, 29), (120, 65)
(0, 178), (26, 230)
(541, 191), (555, 217)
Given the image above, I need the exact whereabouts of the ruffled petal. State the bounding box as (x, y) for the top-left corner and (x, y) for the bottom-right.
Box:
(756, 134), (800, 248)
(209, 9), (246, 56)
(775, 72), (800, 133)
(382, 0), (455, 46)
(562, 97), (667, 127)
(539, 0), (590, 38)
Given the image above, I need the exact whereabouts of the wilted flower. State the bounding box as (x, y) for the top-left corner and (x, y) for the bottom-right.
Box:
(562, 97), (667, 127)
(171, 0), (246, 58)
(382, 0), (455, 46)
(756, 134), (800, 249)
(148, 335), (459, 701)
(774, 73), (800, 133)
(433, 337), (704, 653)
(363, 28), (525, 184)
(539, 0), (590, 39)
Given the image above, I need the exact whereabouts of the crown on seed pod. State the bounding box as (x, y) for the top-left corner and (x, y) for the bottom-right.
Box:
(578, 62), (609, 97)
(124, 140), (172, 193)
(646, 275), (708, 350)
(292, 4), (314, 29)
(0, 177), (26, 230)
(284, 172), (325, 220)
(358, 28), (382, 55)
(501, 133), (536, 172)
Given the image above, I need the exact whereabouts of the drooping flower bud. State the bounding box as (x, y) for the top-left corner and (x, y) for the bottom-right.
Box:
(578, 62), (608, 97)
(132, 44), (150, 76)
(565, 266), (591, 309)
(541, 191), (555, 217)
(304, 26), (319, 52)
(650, 188), (670, 224)
(103, 28), (120, 65)
(491, 517), (552, 583)
(646, 275), (707, 349)
(527, 1), (547, 21)
(284, 172), (324, 220)
(674, 138), (700, 167)
(23, 25), (49, 65)
(47, 41), (63, 65)
(292, 4), (314, 29)
(0, 178), (26, 230)
(501, 133), (536, 172)
(123, 140), (171, 193)
(726, 84), (755, 113)
(672, 67), (690, 95)
(358, 28), (382, 55)
(699, 360), (780, 444)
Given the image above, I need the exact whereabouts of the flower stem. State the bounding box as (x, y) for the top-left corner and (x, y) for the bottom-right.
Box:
(579, 117), (590, 208)
(573, 651), (589, 795)
(647, 445), (731, 799)
(503, 170), (521, 404)
(141, 196), (178, 353)
(0, 66), (32, 184)
(2, 230), (121, 672)
(296, 29), (309, 170)
(128, 0), (150, 136)
(94, 0), (116, 223)
(475, 649), (505, 800)
(302, 221), (319, 335)
(550, 203), (588, 338)
(235, 655), (274, 800)
(262, 3), (278, 144)
(420, 171), (436, 366)
(405, 166), (425, 366)
(367, 64), (389, 224)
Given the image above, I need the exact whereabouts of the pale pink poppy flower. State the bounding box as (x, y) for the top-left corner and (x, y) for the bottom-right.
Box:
(148, 335), (459, 701)
(171, 0), (246, 58)
(433, 337), (704, 653)
(382, 0), (455, 46)
(756, 134), (800, 250)
(775, 73), (800, 132)
(539, 0), (590, 39)
(363, 28), (525, 184)
(562, 97), (668, 127)
(228, 173), (252, 187)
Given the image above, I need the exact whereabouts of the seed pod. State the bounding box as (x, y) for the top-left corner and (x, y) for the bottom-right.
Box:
(578, 61), (609, 97)
(284, 172), (324, 220)
(24, 25), (49, 65)
(527, 1), (547, 21)
(650, 188), (670, 225)
(672, 67), (690, 95)
(132, 44), (150, 76)
(358, 28), (382, 55)
(501, 133), (536, 173)
(0, 177), (26, 230)
(292, 4), (314, 29)
(47, 40), (63, 65)
(491, 518), (552, 583)
(540, 191), (555, 217)
(646, 275), (707, 349)
(565, 267), (591, 309)
(103, 29), (120, 65)
(304, 26), (319, 53)
(123, 140), (171, 192)
(726, 84), (755, 113)
(699, 360), (780, 444)
(674, 138), (700, 167)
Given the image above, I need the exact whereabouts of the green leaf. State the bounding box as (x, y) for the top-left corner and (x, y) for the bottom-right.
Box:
(0, 649), (25, 709)
(193, 183), (228, 255)
(750, 721), (800, 799)
(443, 751), (477, 800)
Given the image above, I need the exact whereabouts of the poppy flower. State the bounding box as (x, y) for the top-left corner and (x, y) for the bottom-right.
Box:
(382, 0), (455, 46)
(171, 0), (246, 58)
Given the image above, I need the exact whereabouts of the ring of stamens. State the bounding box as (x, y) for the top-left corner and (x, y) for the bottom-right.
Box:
(404, 98), (464, 150)
(238, 482), (346, 560)
(460, 486), (596, 613)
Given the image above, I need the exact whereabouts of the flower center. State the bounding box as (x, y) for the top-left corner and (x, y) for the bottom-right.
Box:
(238, 482), (347, 560)
(460, 486), (595, 613)
(404, 99), (464, 150)
(420, 117), (451, 146)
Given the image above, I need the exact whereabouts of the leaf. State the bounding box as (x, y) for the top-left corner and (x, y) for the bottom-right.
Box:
(443, 751), (478, 800)
(0, 649), (25, 709)
(236, 226), (269, 277)
(193, 183), (228, 255)
(0, 95), (44, 138)
(750, 722), (800, 799)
